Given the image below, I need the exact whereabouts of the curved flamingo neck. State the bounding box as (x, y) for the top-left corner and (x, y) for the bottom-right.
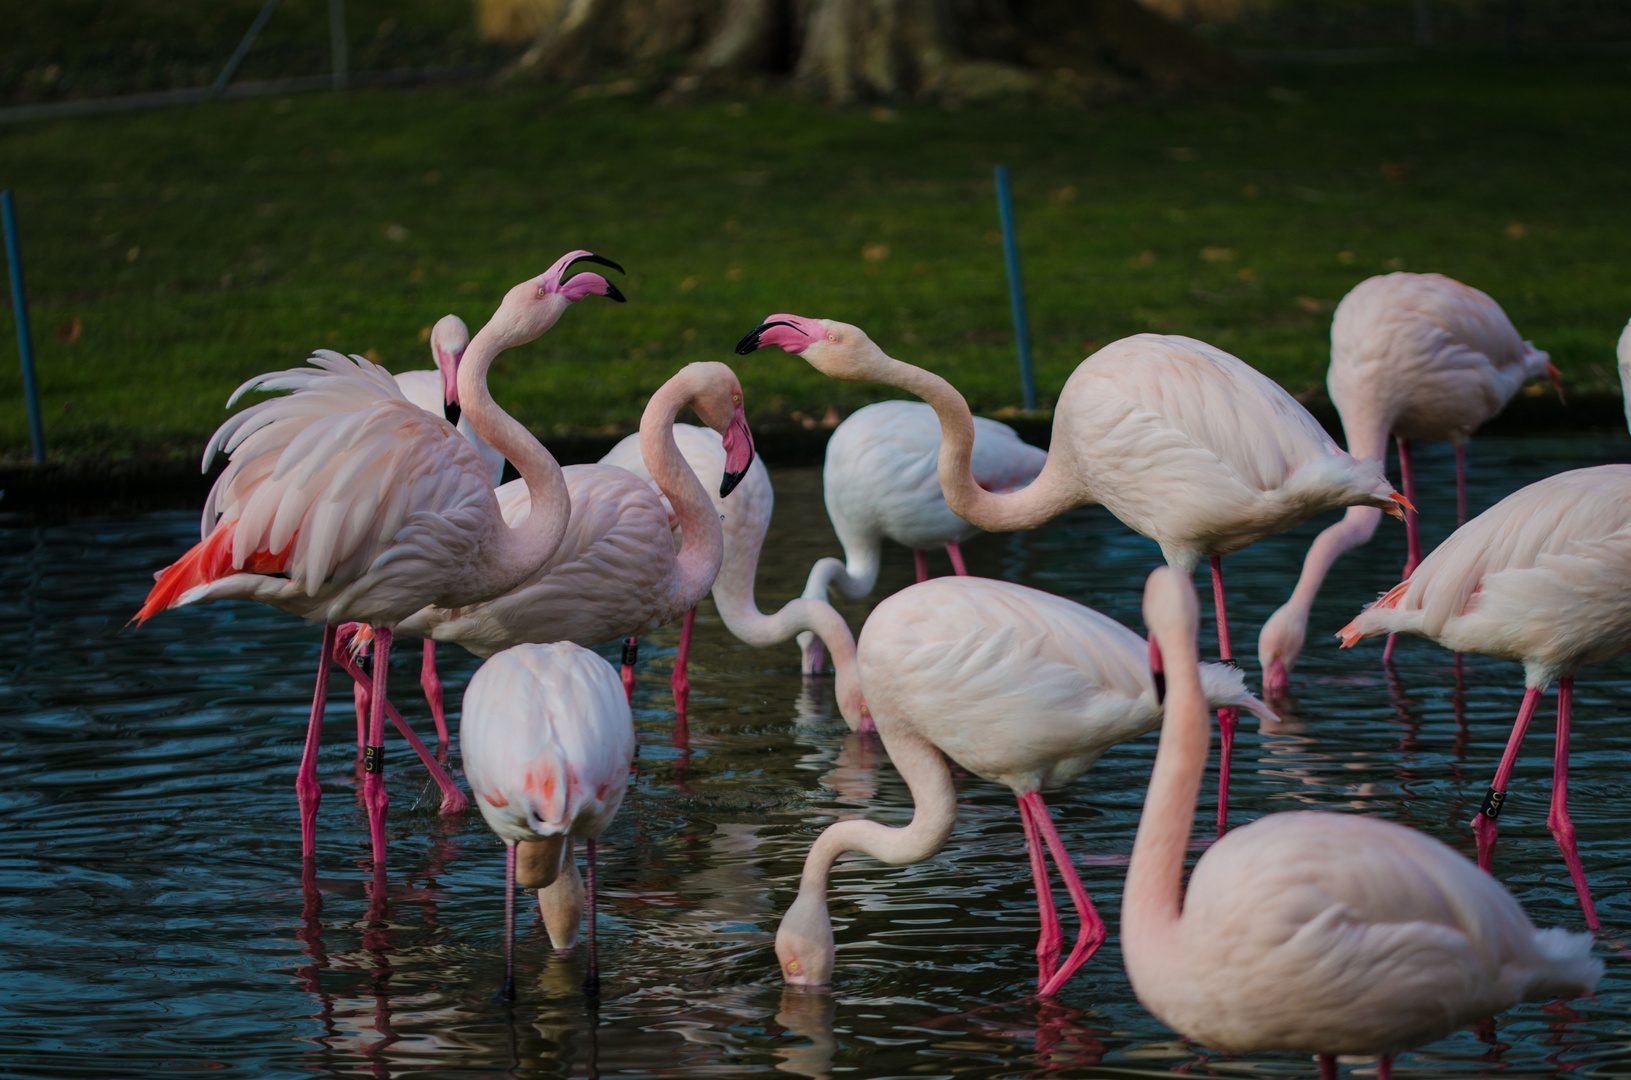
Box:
(859, 344), (1078, 532)
(803, 549), (880, 604)
(1122, 616), (1208, 986)
(641, 370), (726, 610)
(1280, 505), (1383, 627)
(457, 318), (569, 593)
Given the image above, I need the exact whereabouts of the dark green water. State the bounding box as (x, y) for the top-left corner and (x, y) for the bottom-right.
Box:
(3, 435), (1629, 1079)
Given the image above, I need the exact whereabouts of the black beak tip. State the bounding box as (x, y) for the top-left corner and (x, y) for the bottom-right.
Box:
(1153, 670), (1166, 705)
(603, 282), (628, 303)
(719, 469), (746, 498)
(734, 326), (766, 356)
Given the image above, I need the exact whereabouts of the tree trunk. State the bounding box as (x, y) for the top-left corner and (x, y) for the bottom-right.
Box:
(492, 0), (1250, 102)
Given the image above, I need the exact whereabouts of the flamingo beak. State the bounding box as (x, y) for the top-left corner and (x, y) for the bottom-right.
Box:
(1149, 638), (1166, 704)
(735, 314), (823, 355)
(1546, 361), (1566, 405)
(1386, 492), (1415, 520)
(719, 403), (756, 497)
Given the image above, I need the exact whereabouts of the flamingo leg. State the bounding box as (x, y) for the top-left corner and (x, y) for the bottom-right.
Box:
(1546, 676), (1599, 929)
(584, 836), (601, 996)
(1208, 555), (1238, 838)
(1022, 791), (1107, 996)
(502, 841), (517, 1001)
(1397, 437), (1423, 576)
(362, 626), (393, 867)
(620, 637), (638, 704)
(1017, 794), (1063, 989)
(297, 624), (339, 861)
(1455, 443), (1468, 527)
(1473, 685), (1543, 872)
(351, 635), (369, 757)
(1377, 1056), (1392, 1080)
(421, 640), (448, 756)
(331, 642), (469, 816)
(914, 549), (930, 583)
(671, 608), (695, 721)
(945, 541), (969, 576)
(1318, 1055), (1337, 1080)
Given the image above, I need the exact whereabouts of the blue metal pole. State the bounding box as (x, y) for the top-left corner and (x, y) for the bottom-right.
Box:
(212, 0), (283, 98)
(993, 165), (1036, 412)
(1, 190), (44, 464)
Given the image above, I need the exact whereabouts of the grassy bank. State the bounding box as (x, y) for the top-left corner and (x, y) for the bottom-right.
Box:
(0, 57), (1628, 460)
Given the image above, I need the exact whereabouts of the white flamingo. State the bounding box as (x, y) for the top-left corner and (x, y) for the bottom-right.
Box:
(1126, 566), (1600, 1080)
(773, 576), (1270, 996)
(135, 251), (625, 865)
(796, 400), (1046, 673)
(1259, 272), (1562, 693)
(461, 641), (634, 999)
(739, 315), (1405, 833)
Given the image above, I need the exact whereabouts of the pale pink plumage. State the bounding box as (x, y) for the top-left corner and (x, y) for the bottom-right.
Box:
(394, 313), (507, 487)
(1259, 272), (1559, 694)
(773, 576), (1271, 996)
(1125, 567), (1599, 1072)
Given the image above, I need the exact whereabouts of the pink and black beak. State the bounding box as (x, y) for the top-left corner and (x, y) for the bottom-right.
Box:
(544, 249), (628, 303)
(735, 314), (823, 355)
(720, 403), (756, 498)
(1149, 639), (1166, 705)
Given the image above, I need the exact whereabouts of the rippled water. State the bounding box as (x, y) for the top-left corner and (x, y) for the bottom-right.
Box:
(3, 433), (1631, 1080)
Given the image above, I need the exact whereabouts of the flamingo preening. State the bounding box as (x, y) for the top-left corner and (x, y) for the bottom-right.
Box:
(774, 576), (1270, 996)
(461, 641), (634, 999)
(1258, 272), (1563, 693)
(796, 400), (1046, 673)
(135, 252), (626, 866)
(740, 316), (1405, 833)
(1127, 566), (1599, 1080)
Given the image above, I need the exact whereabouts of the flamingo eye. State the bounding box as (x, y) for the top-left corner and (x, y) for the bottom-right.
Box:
(732, 393), (740, 403)
(786, 960), (800, 974)
(537, 287), (548, 298)
(826, 332), (837, 342)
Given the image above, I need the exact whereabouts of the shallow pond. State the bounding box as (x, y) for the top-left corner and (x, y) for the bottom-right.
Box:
(3, 434), (1631, 1080)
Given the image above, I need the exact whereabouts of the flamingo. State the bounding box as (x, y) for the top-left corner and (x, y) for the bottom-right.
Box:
(1125, 566), (1600, 1079)
(394, 362), (756, 724)
(602, 422), (875, 731)
(739, 316), (1405, 832)
(461, 641), (634, 999)
(1258, 272), (1563, 694)
(773, 576), (1271, 996)
(795, 400), (1047, 673)
(134, 251), (626, 866)
(1336, 322), (1631, 929)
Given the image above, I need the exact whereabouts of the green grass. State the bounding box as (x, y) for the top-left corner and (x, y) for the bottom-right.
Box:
(0, 57), (1628, 460)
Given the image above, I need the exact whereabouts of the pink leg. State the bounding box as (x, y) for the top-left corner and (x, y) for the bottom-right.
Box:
(1398, 436), (1423, 576)
(1455, 444), (1468, 527)
(501, 842), (517, 1001)
(330, 641), (469, 816)
(620, 637), (638, 704)
(362, 626), (393, 866)
(671, 608), (695, 721)
(298, 625), (339, 860)
(1318, 1055), (1337, 1080)
(1018, 795), (1063, 989)
(1209, 556), (1238, 838)
(584, 836), (601, 996)
(945, 541), (969, 576)
(1022, 791), (1107, 996)
(914, 549), (929, 583)
(421, 640), (448, 755)
(1546, 676), (1599, 929)
(1473, 685), (1543, 872)
(1377, 1056), (1392, 1080)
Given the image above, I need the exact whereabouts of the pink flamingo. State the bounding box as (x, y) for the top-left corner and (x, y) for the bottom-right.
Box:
(461, 641), (634, 999)
(1259, 272), (1563, 694)
(135, 252), (625, 866)
(1126, 566), (1600, 1080)
(1337, 332), (1631, 929)
(773, 576), (1270, 996)
(395, 362), (755, 722)
(739, 316), (1405, 833)
(796, 400), (1046, 673)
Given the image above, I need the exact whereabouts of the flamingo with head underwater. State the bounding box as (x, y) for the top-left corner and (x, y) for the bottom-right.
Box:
(773, 575), (1271, 996)
(739, 315), (1406, 833)
(134, 251), (626, 867)
(1258, 272), (1563, 695)
(1335, 317), (1631, 931)
(1126, 565), (1600, 1080)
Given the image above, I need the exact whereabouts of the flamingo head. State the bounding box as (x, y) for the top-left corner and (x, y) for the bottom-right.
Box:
(488, 251), (627, 345)
(736, 315), (890, 384)
(1521, 341), (1565, 404)
(682, 361), (757, 497)
(1141, 567), (1199, 681)
(775, 887), (835, 990)
(1257, 602), (1306, 701)
(429, 314), (470, 411)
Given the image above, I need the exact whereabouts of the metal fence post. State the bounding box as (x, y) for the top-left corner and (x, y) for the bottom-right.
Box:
(212, 0), (283, 97)
(993, 166), (1037, 413)
(2, 191), (45, 464)
(329, 0), (349, 90)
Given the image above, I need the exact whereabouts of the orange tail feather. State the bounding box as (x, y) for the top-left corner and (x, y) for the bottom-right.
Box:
(1336, 580), (1410, 647)
(132, 523), (293, 625)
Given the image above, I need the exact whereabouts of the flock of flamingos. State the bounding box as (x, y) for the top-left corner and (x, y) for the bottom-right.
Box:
(132, 249), (1631, 1076)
